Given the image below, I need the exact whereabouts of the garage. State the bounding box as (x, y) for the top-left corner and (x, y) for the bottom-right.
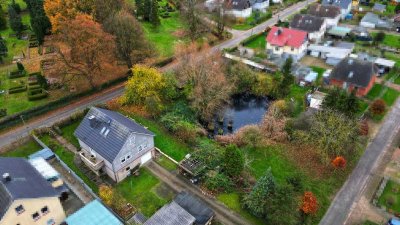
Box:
(140, 151), (152, 164)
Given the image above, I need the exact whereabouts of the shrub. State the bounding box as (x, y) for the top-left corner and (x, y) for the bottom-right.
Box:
(28, 92), (48, 101)
(28, 89), (43, 95)
(387, 196), (395, 206)
(370, 99), (386, 115)
(204, 171), (233, 193)
(17, 61), (24, 71)
(359, 119), (369, 136)
(332, 156), (346, 169)
(28, 84), (41, 90)
(8, 70), (25, 79)
(0, 109), (6, 118)
(8, 85), (26, 94)
(300, 191), (318, 215)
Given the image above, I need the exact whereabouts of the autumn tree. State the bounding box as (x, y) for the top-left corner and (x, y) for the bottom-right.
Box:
(24, 0), (51, 44)
(370, 99), (386, 115)
(99, 185), (113, 206)
(332, 156), (346, 169)
(49, 14), (121, 89)
(122, 65), (165, 114)
(300, 191), (318, 215)
(359, 119), (369, 136)
(213, 1), (227, 39)
(104, 10), (153, 68)
(226, 62), (257, 95)
(266, 184), (299, 225)
(243, 168), (276, 217)
(181, 0), (205, 40)
(8, 5), (23, 35)
(223, 144), (244, 177)
(175, 43), (232, 121)
(93, 0), (123, 23)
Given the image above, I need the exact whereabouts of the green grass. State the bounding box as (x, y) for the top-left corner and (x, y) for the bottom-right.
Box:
(60, 120), (81, 148)
(126, 114), (191, 161)
(217, 193), (265, 225)
(288, 85), (311, 117)
(156, 155), (178, 171)
(382, 88), (400, 106)
(0, 139), (41, 157)
(366, 84), (384, 100)
(243, 34), (266, 50)
(116, 168), (170, 217)
(311, 66), (326, 86)
(231, 12), (272, 30)
(378, 180), (400, 213)
(142, 11), (187, 58)
(372, 32), (400, 49)
(40, 135), (98, 192)
(1, 0), (27, 11)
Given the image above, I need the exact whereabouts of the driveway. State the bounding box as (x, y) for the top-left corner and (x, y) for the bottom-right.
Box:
(320, 98), (400, 225)
(146, 162), (251, 225)
(0, 0), (315, 150)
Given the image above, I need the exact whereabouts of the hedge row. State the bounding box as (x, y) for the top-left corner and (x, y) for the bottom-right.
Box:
(0, 109), (6, 118)
(28, 84), (41, 90)
(0, 75), (128, 131)
(28, 92), (48, 101)
(8, 70), (26, 79)
(8, 85), (27, 94)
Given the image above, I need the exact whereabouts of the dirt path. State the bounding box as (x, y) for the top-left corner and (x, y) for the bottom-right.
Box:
(146, 162), (252, 225)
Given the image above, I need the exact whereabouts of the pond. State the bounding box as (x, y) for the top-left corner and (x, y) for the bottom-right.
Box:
(212, 95), (270, 136)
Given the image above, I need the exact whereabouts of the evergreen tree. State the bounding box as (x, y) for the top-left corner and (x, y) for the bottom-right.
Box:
(322, 88), (360, 117)
(223, 144), (245, 177)
(276, 57), (294, 98)
(10, 0), (21, 14)
(243, 168), (276, 217)
(143, 0), (151, 21)
(0, 36), (8, 56)
(24, 0), (51, 44)
(149, 0), (160, 27)
(8, 5), (23, 35)
(0, 6), (7, 30)
(135, 0), (144, 19)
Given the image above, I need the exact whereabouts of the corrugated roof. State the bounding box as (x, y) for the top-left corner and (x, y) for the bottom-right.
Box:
(321, 0), (352, 10)
(174, 192), (214, 225)
(144, 201), (195, 225)
(65, 200), (123, 225)
(329, 58), (378, 87)
(74, 107), (155, 163)
(266, 26), (308, 48)
(29, 157), (60, 180)
(0, 157), (58, 219)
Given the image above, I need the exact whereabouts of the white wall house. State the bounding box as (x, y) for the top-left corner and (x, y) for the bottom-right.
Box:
(289, 14), (327, 43)
(321, 0), (352, 19)
(252, 0), (270, 12)
(307, 4), (341, 28)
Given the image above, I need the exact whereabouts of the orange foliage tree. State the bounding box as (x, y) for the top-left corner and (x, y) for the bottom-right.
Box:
(48, 14), (122, 89)
(332, 156), (346, 169)
(300, 191), (318, 215)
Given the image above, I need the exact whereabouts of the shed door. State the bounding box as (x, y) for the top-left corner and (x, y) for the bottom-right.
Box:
(141, 152), (152, 164)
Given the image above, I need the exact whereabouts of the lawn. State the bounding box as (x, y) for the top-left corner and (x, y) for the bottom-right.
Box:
(243, 33), (266, 50)
(60, 120), (81, 148)
(378, 180), (400, 213)
(142, 11), (188, 59)
(366, 84), (384, 100)
(287, 85), (311, 117)
(116, 168), (170, 217)
(0, 139), (41, 157)
(311, 66), (326, 86)
(372, 32), (400, 49)
(231, 12), (272, 30)
(156, 155), (177, 171)
(382, 88), (400, 106)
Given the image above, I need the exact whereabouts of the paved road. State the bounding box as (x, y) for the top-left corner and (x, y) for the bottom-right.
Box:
(0, 0), (315, 149)
(146, 162), (250, 225)
(320, 98), (400, 225)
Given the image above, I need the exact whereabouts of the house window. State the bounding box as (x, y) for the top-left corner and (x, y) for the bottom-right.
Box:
(15, 205), (24, 214)
(275, 46), (279, 51)
(291, 47), (294, 51)
(126, 154), (131, 160)
(126, 166), (131, 171)
(32, 212), (40, 221)
(100, 127), (106, 134)
(47, 219), (56, 225)
(121, 157), (126, 163)
(41, 206), (49, 215)
(138, 145), (143, 152)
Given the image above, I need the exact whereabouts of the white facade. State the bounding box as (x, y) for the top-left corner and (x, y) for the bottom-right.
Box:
(360, 21), (375, 28)
(325, 15), (341, 27)
(225, 7), (253, 18)
(308, 20), (328, 43)
(266, 41), (308, 61)
(340, 4), (351, 19)
(252, 1), (270, 12)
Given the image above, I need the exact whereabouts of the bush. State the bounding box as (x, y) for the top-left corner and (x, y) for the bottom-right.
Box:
(28, 92), (48, 101)
(28, 84), (41, 90)
(8, 70), (25, 79)
(0, 108), (6, 118)
(17, 61), (24, 71)
(204, 171), (233, 193)
(370, 99), (386, 115)
(28, 89), (43, 95)
(8, 85), (26, 94)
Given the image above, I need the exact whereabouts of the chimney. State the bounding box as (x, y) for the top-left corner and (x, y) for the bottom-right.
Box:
(2, 173), (11, 182)
(88, 115), (96, 128)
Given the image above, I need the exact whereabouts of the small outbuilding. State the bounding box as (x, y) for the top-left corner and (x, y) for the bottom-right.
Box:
(372, 3), (386, 13)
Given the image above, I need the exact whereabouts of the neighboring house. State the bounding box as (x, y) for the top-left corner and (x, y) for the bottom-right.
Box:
(290, 14), (327, 42)
(251, 0), (270, 12)
(308, 41), (354, 65)
(307, 91), (327, 110)
(321, 0), (352, 19)
(326, 26), (352, 38)
(225, 0), (253, 18)
(372, 3), (386, 13)
(266, 26), (308, 61)
(63, 200), (123, 225)
(0, 157), (66, 225)
(360, 12), (393, 29)
(74, 107), (155, 183)
(143, 192), (214, 225)
(329, 58), (378, 96)
(307, 4), (341, 27)
(351, 26), (372, 41)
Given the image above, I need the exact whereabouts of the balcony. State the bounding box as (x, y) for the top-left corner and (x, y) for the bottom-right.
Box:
(79, 152), (104, 171)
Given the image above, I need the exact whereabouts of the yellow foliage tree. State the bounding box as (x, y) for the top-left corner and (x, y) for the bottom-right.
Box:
(122, 65), (165, 114)
(99, 185), (113, 206)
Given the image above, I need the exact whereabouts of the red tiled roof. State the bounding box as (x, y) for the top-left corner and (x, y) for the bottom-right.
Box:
(266, 26), (308, 48)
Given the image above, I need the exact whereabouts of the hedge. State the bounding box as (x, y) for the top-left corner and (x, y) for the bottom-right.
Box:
(8, 70), (26, 79)
(28, 84), (41, 90)
(28, 89), (43, 95)
(8, 86), (27, 94)
(0, 109), (6, 118)
(28, 92), (48, 101)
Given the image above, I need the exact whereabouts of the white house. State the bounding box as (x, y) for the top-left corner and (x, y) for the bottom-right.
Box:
(266, 26), (309, 61)
(225, 0), (253, 18)
(251, 0), (270, 12)
(321, 0), (352, 19)
(307, 4), (341, 28)
(290, 14), (327, 42)
(74, 107), (156, 183)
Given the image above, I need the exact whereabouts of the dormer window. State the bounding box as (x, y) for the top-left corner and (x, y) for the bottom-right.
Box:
(15, 205), (24, 214)
(32, 212), (40, 221)
(100, 127), (110, 137)
(41, 206), (49, 215)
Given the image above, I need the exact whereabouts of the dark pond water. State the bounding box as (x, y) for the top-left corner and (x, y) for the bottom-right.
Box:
(212, 95), (269, 135)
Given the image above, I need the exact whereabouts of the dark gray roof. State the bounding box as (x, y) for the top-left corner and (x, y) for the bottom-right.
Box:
(74, 107), (155, 163)
(0, 157), (58, 219)
(329, 58), (378, 87)
(373, 3), (386, 12)
(227, 0), (251, 10)
(308, 4), (341, 18)
(321, 0), (352, 10)
(130, 212), (147, 224)
(290, 14), (325, 32)
(144, 201), (195, 225)
(174, 192), (214, 225)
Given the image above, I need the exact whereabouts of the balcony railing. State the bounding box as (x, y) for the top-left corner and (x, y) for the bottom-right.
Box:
(79, 152), (104, 171)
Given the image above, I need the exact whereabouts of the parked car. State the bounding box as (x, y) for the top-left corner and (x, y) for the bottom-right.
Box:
(388, 218), (400, 225)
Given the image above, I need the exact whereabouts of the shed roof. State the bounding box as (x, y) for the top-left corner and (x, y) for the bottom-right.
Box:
(373, 3), (386, 12)
(74, 107), (155, 163)
(321, 0), (352, 10)
(28, 148), (55, 160)
(327, 26), (352, 37)
(374, 58), (395, 68)
(174, 192), (214, 225)
(65, 200), (123, 225)
(144, 201), (196, 225)
(29, 157), (60, 180)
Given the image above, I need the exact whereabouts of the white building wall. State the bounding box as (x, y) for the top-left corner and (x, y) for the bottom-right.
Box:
(253, 1), (270, 12)
(226, 7), (252, 18)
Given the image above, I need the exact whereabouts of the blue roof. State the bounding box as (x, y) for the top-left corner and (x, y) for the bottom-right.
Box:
(66, 200), (122, 225)
(390, 218), (400, 225)
(28, 148), (55, 160)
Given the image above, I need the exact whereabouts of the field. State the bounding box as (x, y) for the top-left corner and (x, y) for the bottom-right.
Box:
(378, 180), (400, 213)
(371, 32), (400, 49)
